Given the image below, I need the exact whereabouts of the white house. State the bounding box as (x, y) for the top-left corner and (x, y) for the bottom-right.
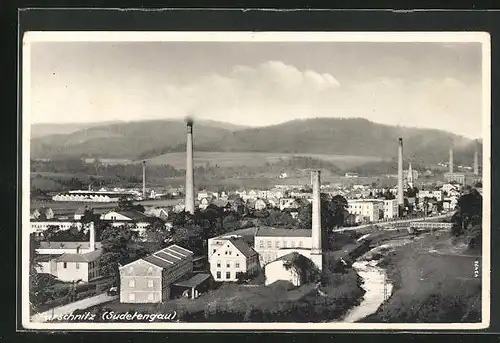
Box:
(441, 183), (462, 195)
(199, 197), (211, 210)
(254, 227), (313, 266)
(279, 198), (300, 211)
(31, 207), (55, 220)
(30, 221), (84, 235)
(209, 238), (259, 282)
(254, 198), (269, 211)
(144, 207), (169, 220)
(35, 223), (102, 283)
(383, 199), (399, 219)
(264, 252), (312, 287)
(347, 199), (383, 223)
(418, 190), (443, 202)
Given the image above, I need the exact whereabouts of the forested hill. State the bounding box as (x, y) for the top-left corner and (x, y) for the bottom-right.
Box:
(31, 117), (481, 165)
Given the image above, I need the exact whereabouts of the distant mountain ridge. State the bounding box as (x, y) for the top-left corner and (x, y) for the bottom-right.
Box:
(30, 117), (481, 166)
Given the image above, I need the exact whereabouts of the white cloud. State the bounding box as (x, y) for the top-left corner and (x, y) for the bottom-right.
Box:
(31, 60), (481, 138)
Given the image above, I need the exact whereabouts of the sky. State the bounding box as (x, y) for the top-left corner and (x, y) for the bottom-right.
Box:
(29, 40), (484, 138)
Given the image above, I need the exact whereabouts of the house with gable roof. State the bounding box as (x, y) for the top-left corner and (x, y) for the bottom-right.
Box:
(209, 237), (259, 282)
(119, 244), (194, 303)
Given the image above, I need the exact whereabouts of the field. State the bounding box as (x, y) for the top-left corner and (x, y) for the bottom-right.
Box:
(30, 198), (182, 212)
(144, 151), (386, 170)
(363, 232), (482, 323)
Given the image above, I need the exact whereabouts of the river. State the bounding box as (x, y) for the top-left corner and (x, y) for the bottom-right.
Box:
(336, 237), (420, 323)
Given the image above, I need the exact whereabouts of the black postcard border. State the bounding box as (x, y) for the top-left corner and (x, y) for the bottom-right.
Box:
(9, 7), (500, 340)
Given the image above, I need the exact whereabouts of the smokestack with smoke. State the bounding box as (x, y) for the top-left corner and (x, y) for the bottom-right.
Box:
(310, 170), (323, 271)
(397, 138), (404, 210)
(185, 117), (195, 214)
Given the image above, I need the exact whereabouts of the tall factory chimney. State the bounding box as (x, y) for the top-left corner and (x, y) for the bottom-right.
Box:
(142, 160), (146, 199)
(310, 170), (323, 271)
(474, 139), (480, 175)
(185, 118), (195, 214)
(449, 146), (454, 173)
(397, 138), (404, 212)
(89, 221), (96, 252)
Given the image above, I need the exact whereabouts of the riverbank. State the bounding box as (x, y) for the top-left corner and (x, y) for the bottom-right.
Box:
(361, 231), (482, 323)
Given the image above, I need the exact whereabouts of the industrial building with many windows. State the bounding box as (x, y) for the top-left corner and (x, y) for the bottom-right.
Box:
(119, 244), (194, 303)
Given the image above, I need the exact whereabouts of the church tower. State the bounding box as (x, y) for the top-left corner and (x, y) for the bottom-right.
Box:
(407, 162), (414, 189)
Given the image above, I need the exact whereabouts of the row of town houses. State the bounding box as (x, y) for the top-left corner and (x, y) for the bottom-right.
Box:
(31, 182), (464, 236)
(32, 179), (467, 306)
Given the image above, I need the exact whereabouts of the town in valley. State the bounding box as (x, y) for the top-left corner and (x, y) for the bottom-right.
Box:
(26, 38), (485, 325)
(28, 119), (484, 324)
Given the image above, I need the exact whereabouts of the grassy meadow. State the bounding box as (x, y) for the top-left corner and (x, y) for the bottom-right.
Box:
(144, 151), (386, 170)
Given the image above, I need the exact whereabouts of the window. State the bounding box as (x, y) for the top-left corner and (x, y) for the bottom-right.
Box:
(147, 267), (153, 275)
(235, 262), (240, 268)
(298, 241), (303, 248)
(275, 241), (280, 248)
(76, 263), (80, 269)
(129, 279), (135, 288)
(63, 262), (67, 269)
(128, 293), (135, 301)
(267, 240), (272, 248)
(216, 261), (221, 268)
(226, 262), (231, 268)
(216, 271), (221, 279)
(226, 272), (231, 279)
(259, 240), (264, 248)
(148, 293), (154, 301)
(148, 280), (154, 288)
(291, 241), (295, 248)
(283, 241), (288, 248)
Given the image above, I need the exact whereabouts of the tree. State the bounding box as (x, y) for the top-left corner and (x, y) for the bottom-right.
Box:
(329, 195), (348, 228)
(117, 197), (145, 213)
(81, 207), (101, 225)
(100, 224), (147, 287)
(296, 194), (348, 249)
(451, 189), (482, 250)
(42, 225), (59, 241)
(29, 233), (41, 310)
(261, 209), (298, 228)
(143, 218), (171, 252)
(383, 189), (395, 200)
(203, 204), (224, 235)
